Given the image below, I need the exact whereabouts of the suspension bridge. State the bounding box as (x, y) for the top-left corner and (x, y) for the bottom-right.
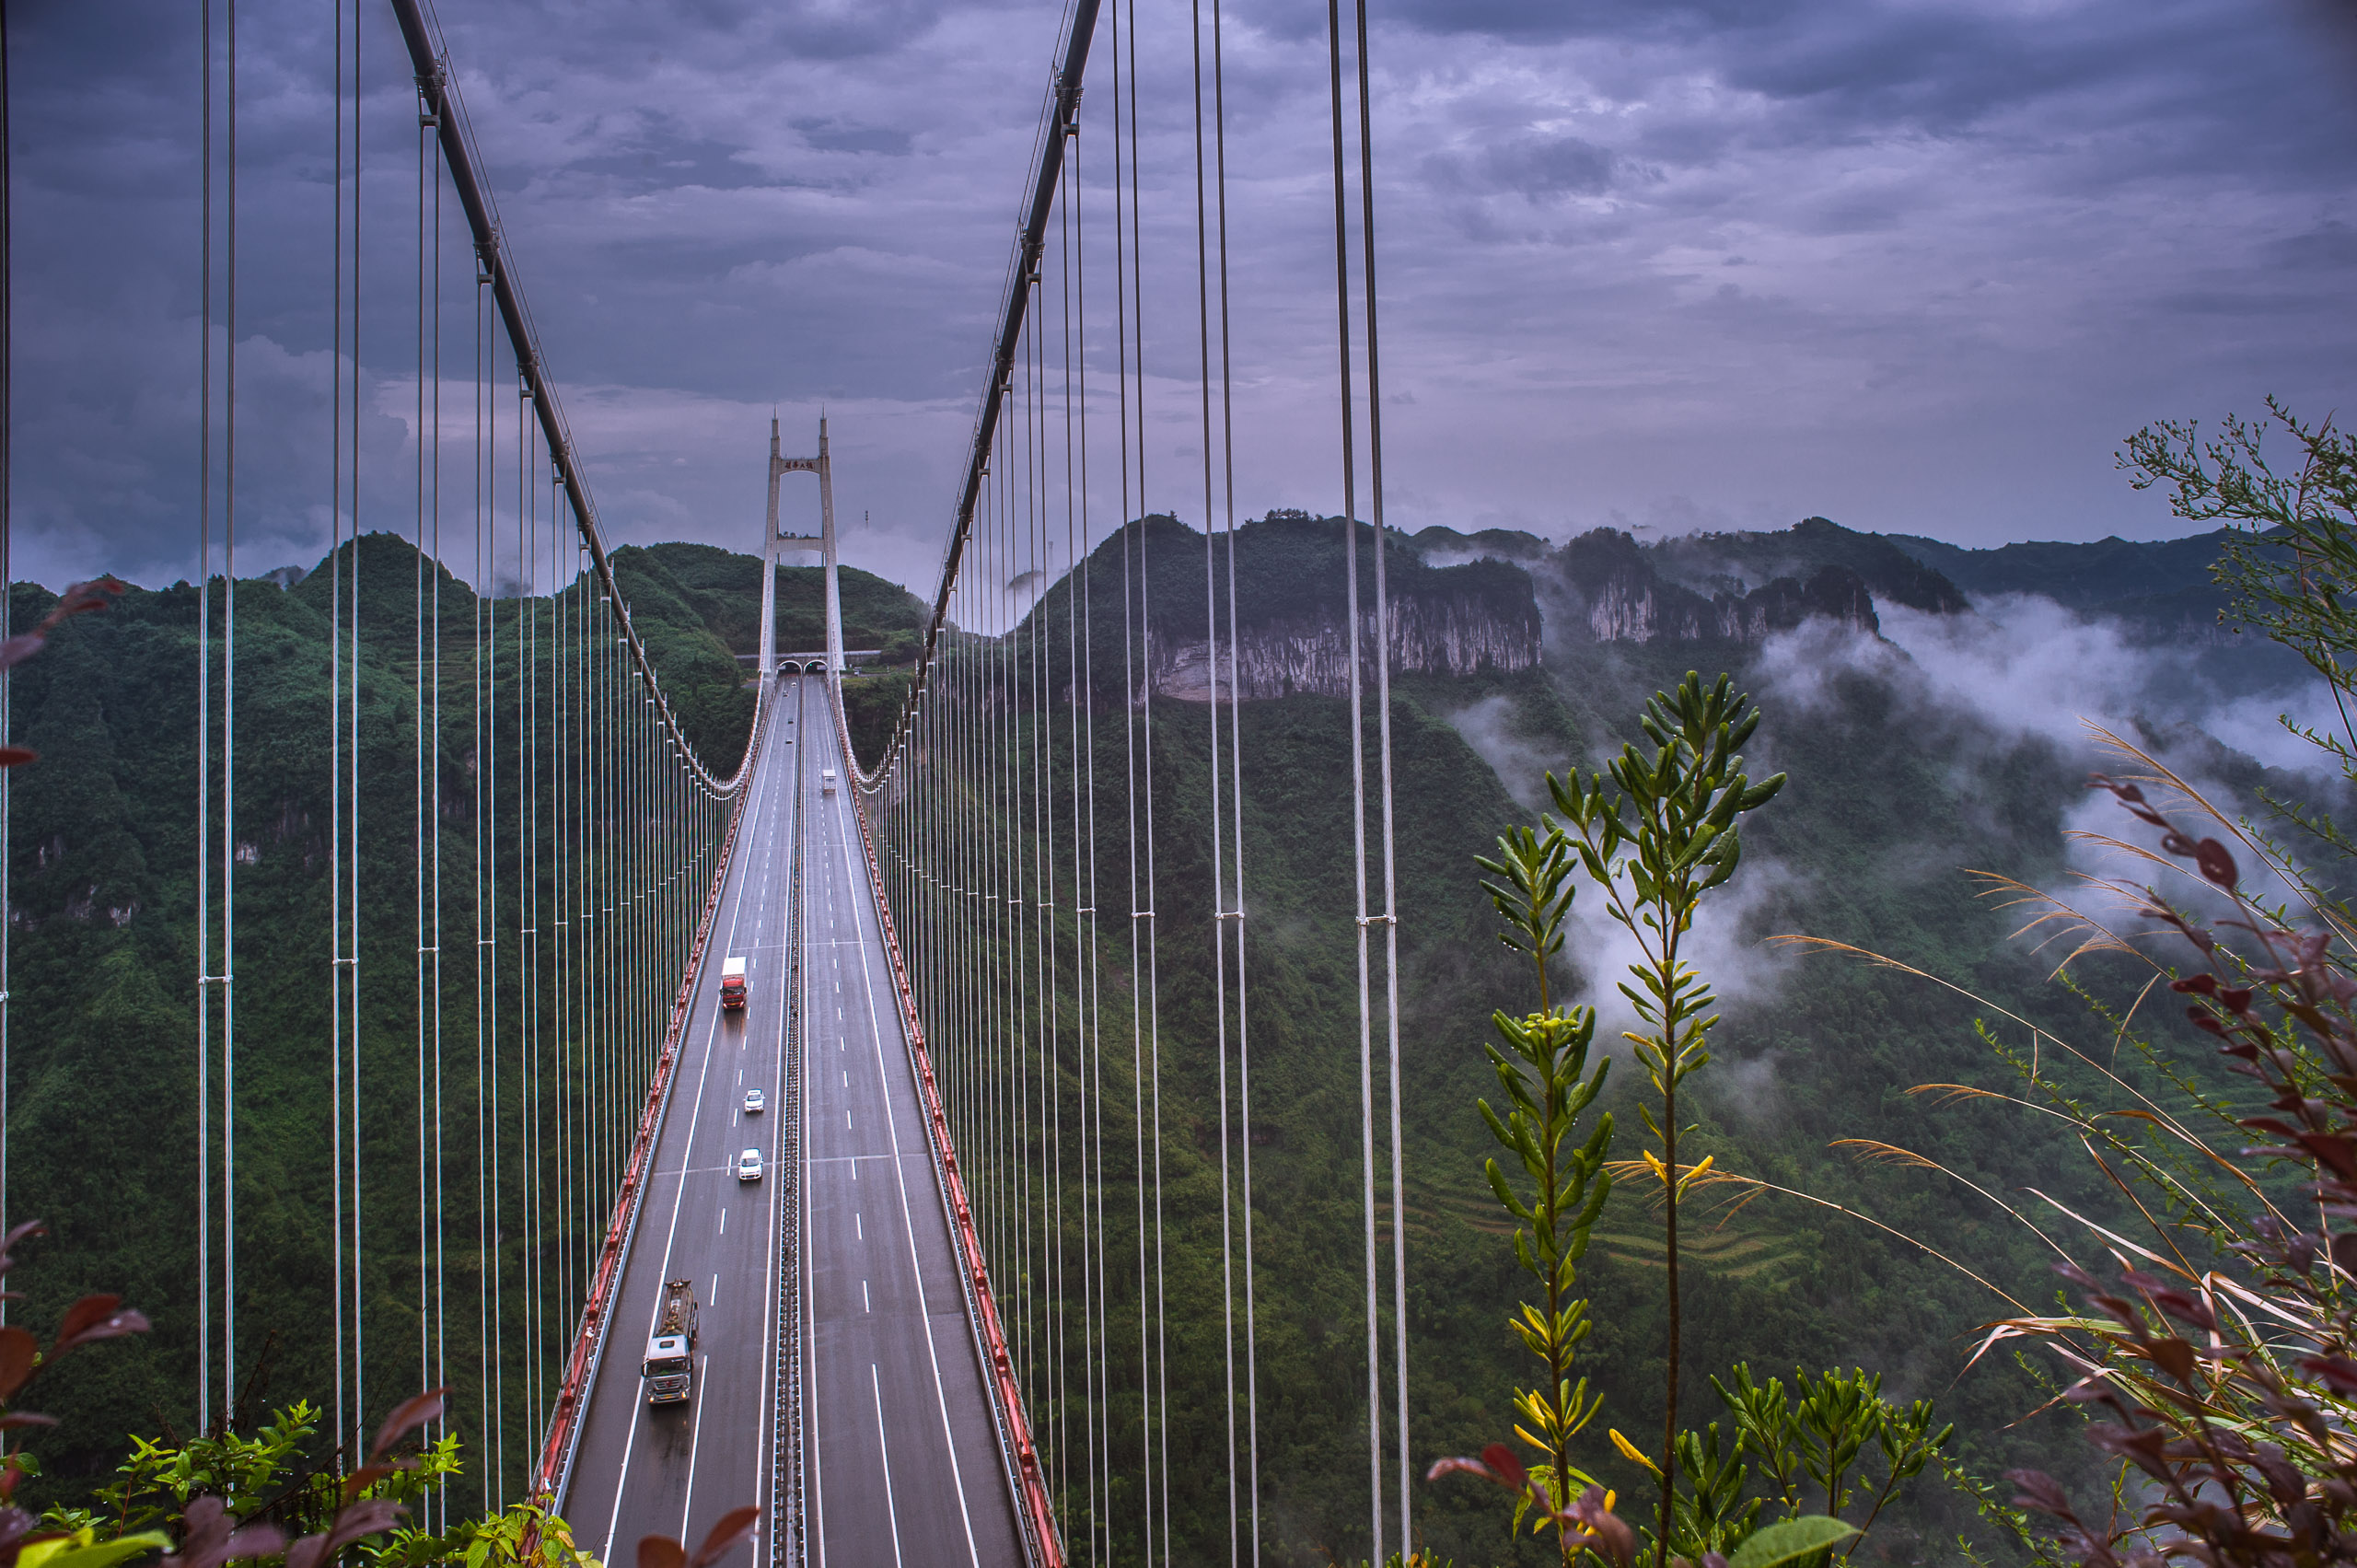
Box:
(3, 0), (1426, 1562)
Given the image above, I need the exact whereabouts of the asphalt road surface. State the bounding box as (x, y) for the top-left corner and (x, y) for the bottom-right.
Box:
(563, 675), (1024, 1568)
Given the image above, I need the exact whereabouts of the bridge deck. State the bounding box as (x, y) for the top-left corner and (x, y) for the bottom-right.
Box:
(563, 674), (1023, 1567)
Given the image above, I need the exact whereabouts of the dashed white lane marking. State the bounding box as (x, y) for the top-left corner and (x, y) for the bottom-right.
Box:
(870, 1365), (906, 1568)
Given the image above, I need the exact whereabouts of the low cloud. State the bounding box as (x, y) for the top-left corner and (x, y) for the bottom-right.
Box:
(1443, 692), (1559, 812)
(1759, 594), (2338, 780)
(1563, 853), (1805, 1051)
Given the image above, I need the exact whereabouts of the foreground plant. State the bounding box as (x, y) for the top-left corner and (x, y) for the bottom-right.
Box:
(1449, 820), (1618, 1564)
(1608, 1365), (1948, 1566)
(1550, 672), (1783, 1564)
(1982, 761), (2357, 1565)
(0, 1219), (754, 1568)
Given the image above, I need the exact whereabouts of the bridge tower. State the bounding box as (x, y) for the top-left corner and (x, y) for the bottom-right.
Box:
(759, 417), (841, 684)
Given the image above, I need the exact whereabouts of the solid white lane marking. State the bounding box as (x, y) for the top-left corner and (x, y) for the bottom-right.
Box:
(855, 1213), (863, 1240)
(719, 1209), (726, 1236)
(835, 793), (982, 1565)
(863, 1280), (871, 1312)
(710, 1273), (718, 1306)
(678, 1353), (710, 1544)
(871, 1365), (906, 1568)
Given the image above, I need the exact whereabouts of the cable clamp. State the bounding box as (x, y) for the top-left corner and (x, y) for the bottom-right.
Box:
(1131, 910), (1155, 921)
(197, 974), (232, 986)
(418, 947), (440, 955)
(1217, 909), (1246, 922)
(1356, 914), (1398, 927)
(331, 957), (359, 967)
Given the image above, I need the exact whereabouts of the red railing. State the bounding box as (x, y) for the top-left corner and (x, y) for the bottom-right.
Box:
(528, 705), (767, 1504)
(839, 724), (1065, 1568)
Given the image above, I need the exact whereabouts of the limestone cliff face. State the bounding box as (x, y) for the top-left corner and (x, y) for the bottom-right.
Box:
(1559, 528), (1882, 645)
(1152, 583), (1540, 702)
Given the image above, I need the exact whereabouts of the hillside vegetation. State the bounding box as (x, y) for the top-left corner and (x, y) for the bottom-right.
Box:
(8, 500), (2343, 1565)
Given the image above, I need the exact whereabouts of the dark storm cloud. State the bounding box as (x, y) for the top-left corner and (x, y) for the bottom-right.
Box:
(11, 0), (2357, 593)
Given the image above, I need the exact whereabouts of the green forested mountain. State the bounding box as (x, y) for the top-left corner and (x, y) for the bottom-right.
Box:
(6, 512), (2326, 1563)
(882, 508), (2338, 1565)
(3, 533), (767, 1512)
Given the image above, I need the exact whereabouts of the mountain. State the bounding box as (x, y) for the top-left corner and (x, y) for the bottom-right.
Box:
(1887, 527), (2238, 639)
(6, 510), (2330, 1565)
(946, 507), (2335, 1564)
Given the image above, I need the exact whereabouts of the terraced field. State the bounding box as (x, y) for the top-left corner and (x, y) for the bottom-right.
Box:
(1403, 1170), (1808, 1291)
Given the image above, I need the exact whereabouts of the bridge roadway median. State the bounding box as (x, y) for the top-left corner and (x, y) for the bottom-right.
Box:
(561, 674), (1026, 1568)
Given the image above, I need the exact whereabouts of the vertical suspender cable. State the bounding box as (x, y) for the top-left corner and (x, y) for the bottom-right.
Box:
(1348, 0), (1414, 1531)
(346, 0), (366, 1459)
(195, 0), (215, 1433)
(1326, 0), (1383, 1547)
(1, 0), (15, 1322)
(328, 0), (350, 1463)
(1206, 11), (1260, 1555)
(431, 159), (448, 1498)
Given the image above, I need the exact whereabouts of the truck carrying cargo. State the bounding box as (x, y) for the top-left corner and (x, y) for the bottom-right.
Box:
(822, 768), (838, 796)
(719, 956), (748, 1012)
(642, 1278), (699, 1406)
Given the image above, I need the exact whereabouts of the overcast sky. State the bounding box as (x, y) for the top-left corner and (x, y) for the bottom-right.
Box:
(11, 0), (2357, 595)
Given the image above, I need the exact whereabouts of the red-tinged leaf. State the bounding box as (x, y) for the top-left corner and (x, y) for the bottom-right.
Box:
(2295, 1134), (2357, 1183)
(2220, 987), (2255, 1014)
(40, 580), (124, 630)
(2330, 1231), (2357, 1279)
(2146, 1287), (2219, 1333)
(0, 1415), (54, 1432)
(2171, 973), (2218, 995)
(684, 1506), (760, 1568)
(284, 1500), (402, 1568)
(1425, 1455), (1508, 1488)
(340, 1463), (401, 1504)
(2304, 1354), (2357, 1395)
(0, 1221), (43, 1268)
(368, 1388), (447, 1459)
(163, 1495), (285, 1568)
(1564, 1486), (1634, 1568)
(0, 750), (35, 772)
(220, 1527), (284, 1566)
(0, 1328), (39, 1401)
(1480, 1442), (1529, 1493)
(637, 1536), (685, 1568)
(0, 639), (44, 676)
(2147, 1336), (2198, 1386)
(2005, 1469), (2075, 1517)
(52, 1295), (148, 1353)
(2194, 838), (2239, 889)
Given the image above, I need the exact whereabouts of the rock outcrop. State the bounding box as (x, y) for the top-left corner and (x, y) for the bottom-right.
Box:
(1154, 581), (1540, 702)
(1557, 528), (1883, 645)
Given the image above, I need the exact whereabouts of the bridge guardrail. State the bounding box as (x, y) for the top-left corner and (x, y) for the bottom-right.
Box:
(529, 694), (772, 1512)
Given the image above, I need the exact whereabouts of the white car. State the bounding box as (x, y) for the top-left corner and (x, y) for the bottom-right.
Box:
(743, 1087), (765, 1115)
(737, 1148), (764, 1182)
